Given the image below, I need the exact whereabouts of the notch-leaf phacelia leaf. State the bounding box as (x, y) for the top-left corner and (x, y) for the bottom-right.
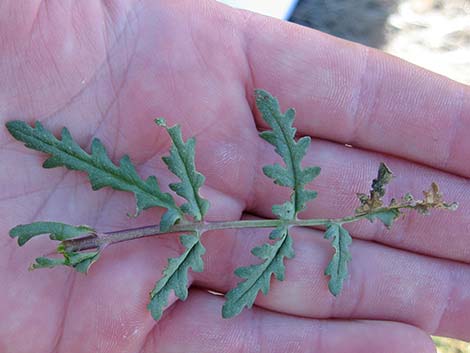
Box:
(256, 89), (320, 218)
(155, 118), (210, 221)
(223, 90), (320, 318)
(222, 225), (294, 318)
(148, 232), (205, 320)
(145, 120), (211, 320)
(9, 221), (94, 246)
(5, 89), (458, 323)
(324, 223), (352, 296)
(9, 221), (100, 273)
(5, 120), (182, 231)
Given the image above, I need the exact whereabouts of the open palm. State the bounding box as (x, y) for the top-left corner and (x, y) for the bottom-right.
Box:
(1, 1), (469, 352)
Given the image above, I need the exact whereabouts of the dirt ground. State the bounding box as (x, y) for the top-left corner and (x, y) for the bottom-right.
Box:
(290, 1), (470, 352)
(290, 0), (470, 85)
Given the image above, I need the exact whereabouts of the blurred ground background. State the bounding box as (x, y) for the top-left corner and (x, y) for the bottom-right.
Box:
(290, 0), (470, 84)
(290, 0), (470, 352)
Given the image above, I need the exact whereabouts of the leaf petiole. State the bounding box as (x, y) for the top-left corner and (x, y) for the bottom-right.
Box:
(60, 206), (409, 253)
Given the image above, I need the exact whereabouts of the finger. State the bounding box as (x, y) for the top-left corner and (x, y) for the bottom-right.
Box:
(196, 221), (470, 341)
(0, 257), (73, 353)
(239, 13), (470, 177)
(141, 289), (436, 353)
(246, 136), (470, 263)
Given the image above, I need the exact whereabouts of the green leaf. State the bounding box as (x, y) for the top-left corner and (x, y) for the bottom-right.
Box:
(147, 232), (205, 321)
(30, 257), (67, 270)
(30, 250), (101, 273)
(222, 90), (319, 318)
(6, 121), (182, 230)
(63, 251), (101, 273)
(271, 201), (295, 220)
(222, 225), (294, 318)
(366, 209), (401, 229)
(324, 223), (352, 296)
(255, 89), (320, 218)
(9, 221), (101, 273)
(9, 221), (94, 246)
(156, 119), (210, 221)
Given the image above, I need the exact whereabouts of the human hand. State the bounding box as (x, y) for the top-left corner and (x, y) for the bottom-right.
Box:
(1, 1), (469, 352)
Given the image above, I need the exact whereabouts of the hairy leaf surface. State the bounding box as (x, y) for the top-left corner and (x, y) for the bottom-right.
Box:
(324, 223), (352, 296)
(224, 91), (321, 318)
(9, 221), (101, 273)
(222, 225), (294, 318)
(156, 119), (210, 221)
(5, 90), (459, 323)
(366, 209), (401, 229)
(30, 257), (67, 269)
(148, 233), (205, 320)
(6, 121), (182, 231)
(256, 89), (320, 218)
(30, 250), (101, 273)
(10, 221), (94, 246)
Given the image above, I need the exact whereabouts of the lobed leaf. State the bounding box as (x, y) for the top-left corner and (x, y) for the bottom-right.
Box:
(9, 221), (101, 273)
(30, 257), (67, 270)
(63, 250), (101, 273)
(6, 91), (459, 323)
(148, 232), (205, 321)
(324, 223), (352, 296)
(366, 209), (401, 229)
(222, 225), (294, 318)
(30, 250), (101, 273)
(255, 89), (320, 218)
(223, 90), (320, 318)
(9, 221), (94, 246)
(156, 119), (210, 221)
(6, 121), (182, 231)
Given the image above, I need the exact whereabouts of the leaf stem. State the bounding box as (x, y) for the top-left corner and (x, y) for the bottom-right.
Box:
(62, 209), (395, 253)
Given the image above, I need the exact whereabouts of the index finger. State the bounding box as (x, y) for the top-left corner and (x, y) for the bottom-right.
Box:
(239, 13), (470, 177)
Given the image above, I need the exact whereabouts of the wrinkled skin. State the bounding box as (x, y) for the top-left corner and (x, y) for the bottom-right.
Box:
(1, 1), (470, 352)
